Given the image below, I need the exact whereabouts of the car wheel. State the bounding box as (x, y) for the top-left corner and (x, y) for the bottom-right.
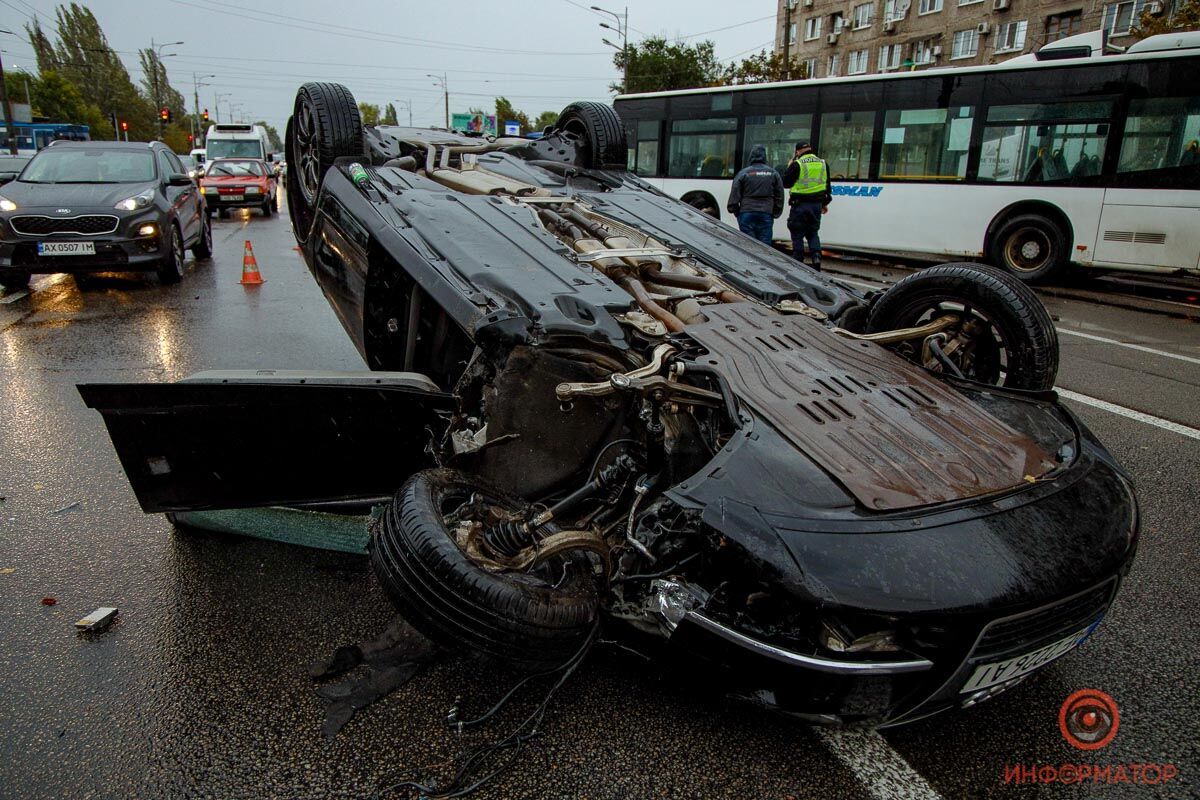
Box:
(218, 207), (229, 219)
(865, 262), (1058, 391)
(371, 468), (599, 672)
(988, 213), (1068, 284)
(553, 101), (627, 170)
(0, 270), (30, 292)
(261, 198), (273, 217)
(156, 225), (186, 284)
(287, 82), (363, 244)
(191, 213), (213, 259)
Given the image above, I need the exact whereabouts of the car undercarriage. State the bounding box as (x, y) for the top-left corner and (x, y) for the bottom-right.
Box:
(80, 83), (1137, 733)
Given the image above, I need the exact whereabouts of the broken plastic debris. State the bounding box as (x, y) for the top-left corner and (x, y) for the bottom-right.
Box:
(51, 501), (81, 514)
(41, 596), (57, 606)
(75, 607), (118, 632)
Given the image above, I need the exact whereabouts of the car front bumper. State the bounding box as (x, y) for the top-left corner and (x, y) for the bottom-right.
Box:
(0, 210), (168, 274)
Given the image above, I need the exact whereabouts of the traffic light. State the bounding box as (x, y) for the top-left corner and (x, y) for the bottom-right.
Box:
(120, 120), (128, 132)
(202, 109), (209, 123)
(159, 107), (171, 122)
(188, 134), (194, 144)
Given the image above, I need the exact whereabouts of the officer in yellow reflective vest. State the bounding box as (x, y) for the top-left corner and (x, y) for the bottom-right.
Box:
(782, 141), (832, 270)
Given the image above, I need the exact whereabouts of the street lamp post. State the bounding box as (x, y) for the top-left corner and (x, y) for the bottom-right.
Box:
(150, 38), (183, 140)
(393, 99), (412, 127)
(427, 74), (448, 129)
(214, 92), (231, 124)
(592, 5), (628, 93)
(193, 72), (215, 146)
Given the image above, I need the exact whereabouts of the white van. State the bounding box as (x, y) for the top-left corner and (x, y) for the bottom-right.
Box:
(204, 124), (271, 163)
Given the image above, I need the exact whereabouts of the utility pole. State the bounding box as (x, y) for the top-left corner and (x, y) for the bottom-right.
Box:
(782, 0), (798, 81)
(193, 72), (214, 147)
(428, 74), (448, 128)
(214, 92), (231, 124)
(0, 30), (17, 154)
(150, 38), (183, 140)
(594, 5), (629, 93)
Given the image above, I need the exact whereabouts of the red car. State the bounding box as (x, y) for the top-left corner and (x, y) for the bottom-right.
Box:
(200, 158), (278, 218)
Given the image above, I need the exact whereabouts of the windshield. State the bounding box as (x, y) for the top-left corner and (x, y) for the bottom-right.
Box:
(206, 160), (265, 177)
(21, 149), (155, 184)
(207, 139), (264, 159)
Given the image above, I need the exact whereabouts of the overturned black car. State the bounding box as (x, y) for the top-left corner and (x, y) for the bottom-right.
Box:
(80, 83), (1138, 727)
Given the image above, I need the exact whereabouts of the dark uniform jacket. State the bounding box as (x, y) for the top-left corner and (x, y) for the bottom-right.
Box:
(727, 145), (785, 217)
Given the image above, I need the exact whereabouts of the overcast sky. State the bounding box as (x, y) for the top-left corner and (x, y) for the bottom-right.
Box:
(0, 0), (778, 132)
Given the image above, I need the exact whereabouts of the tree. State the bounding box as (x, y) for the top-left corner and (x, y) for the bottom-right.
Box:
(613, 37), (722, 94)
(11, 69), (109, 137)
(722, 49), (805, 85)
(383, 102), (398, 125)
(495, 96), (530, 134)
(1135, 0), (1200, 37)
(26, 4), (153, 140)
(533, 110), (559, 132)
(358, 102), (381, 125)
(138, 48), (187, 124)
(254, 120), (283, 152)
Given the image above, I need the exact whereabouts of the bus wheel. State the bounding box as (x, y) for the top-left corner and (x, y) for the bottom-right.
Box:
(988, 214), (1067, 284)
(683, 192), (720, 220)
(865, 262), (1059, 391)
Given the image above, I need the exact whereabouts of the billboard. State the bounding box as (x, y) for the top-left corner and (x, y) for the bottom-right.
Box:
(450, 112), (496, 136)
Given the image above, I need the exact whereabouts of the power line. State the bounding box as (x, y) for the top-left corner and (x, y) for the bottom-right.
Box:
(678, 15), (777, 40)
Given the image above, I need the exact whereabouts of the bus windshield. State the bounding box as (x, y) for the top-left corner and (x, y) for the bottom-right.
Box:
(207, 139), (264, 159)
(21, 148), (155, 183)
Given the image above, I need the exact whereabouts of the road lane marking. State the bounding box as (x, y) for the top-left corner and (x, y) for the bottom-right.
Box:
(814, 728), (944, 800)
(1057, 389), (1200, 441)
(1056, 329), (1200, 367)
(0, 289), (29, 304)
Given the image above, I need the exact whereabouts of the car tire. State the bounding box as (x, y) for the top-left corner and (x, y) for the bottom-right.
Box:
(191, 213), (213, 259)
(261, 198), (273, 217)
(370, 468), (599, 672)
(988, 213), (1068, 284)
(156, 224), (186, 285)
(287, 82), (363, 243)
(554, 101), (627, 170)
(0, 270), (30, 292)
(865, 262), (1058, 391)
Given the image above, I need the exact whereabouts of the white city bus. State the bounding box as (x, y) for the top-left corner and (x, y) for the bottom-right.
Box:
(613, 32), (1200, 282)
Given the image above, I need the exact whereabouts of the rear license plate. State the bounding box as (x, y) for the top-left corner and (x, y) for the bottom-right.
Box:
(961, 625), (1095, 693)
(222, 194), (243, 202)
(38, 241), (95, 256)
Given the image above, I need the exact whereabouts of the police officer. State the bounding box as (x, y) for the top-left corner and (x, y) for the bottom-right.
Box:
(782, 141), (831, 270)
(726, 144), (784, 244)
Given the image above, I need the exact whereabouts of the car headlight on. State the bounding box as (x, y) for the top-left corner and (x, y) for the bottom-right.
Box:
(114, 189), (155, 211)
(202, 186), (216, 194)
(137, 223), (158, 237)
(246, 186), (262, 194)
(0, 196), (16, 212)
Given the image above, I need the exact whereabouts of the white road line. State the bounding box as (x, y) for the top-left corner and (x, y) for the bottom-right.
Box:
(814, 728), (944, 800)
(0, 289), (29, 304)
(1057, 389), (1200, 441)
(1056, 328), (1200, 367)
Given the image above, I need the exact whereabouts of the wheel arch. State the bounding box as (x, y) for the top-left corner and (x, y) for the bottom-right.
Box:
(681, 190), (721, 221)
(984, 200), (1074, 257)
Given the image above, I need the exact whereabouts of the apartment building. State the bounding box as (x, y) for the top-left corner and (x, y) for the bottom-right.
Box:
(775, 0), (1170, 78)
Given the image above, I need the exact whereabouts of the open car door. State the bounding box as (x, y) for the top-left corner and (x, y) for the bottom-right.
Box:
(78, 370), (454, 513)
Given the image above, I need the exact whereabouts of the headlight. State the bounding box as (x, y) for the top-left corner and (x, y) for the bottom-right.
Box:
(202, 186), (216, 194)
(114, 189), (155, 211)
(246, 186), (262, 194)
(0, 196), (15, 212)
(136, 223), (158, 237)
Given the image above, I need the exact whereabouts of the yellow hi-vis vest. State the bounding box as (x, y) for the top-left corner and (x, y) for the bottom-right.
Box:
(790, 153), (828, 196)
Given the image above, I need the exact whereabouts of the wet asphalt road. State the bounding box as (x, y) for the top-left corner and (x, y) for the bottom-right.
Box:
(1, 202), (1197, 799)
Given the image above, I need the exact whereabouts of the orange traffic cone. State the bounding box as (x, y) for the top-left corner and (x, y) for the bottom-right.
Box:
(240, 240), (265, 285)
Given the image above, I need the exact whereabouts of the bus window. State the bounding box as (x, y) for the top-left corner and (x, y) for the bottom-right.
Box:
(880, 106), (974, 181)
(633, 120), (660, 176)
(1117, 96), (1200, 173)
(743, 113), (812, 174)
(978, 100), (1112, 183)
(667, 118), (737, 179)
(819, 110), (875, 180)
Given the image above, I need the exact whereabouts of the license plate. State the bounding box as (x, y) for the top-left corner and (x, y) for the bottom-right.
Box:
(222, 194), (243, 202)
(38, 241), (95, 256)
(961, 625), (1095, 693)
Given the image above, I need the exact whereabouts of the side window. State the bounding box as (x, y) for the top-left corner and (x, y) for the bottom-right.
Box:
(156, 151), (174, 181)
(1118, 96), (1200, 173)
(666, 117), (737, 179)
(880, 106), (974, 181)
(977, 100), (1113, 183)
(635, 120), (660, 177)
(743, 114), (813, 174)
(165, 151), (186, 175)
(319, 194), (369, 250)
(818, 110), (876, 179)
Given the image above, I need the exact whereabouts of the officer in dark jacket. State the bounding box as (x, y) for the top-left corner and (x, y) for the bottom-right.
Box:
(727, 144), (784, 244)
(782, 141), (832, 270)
